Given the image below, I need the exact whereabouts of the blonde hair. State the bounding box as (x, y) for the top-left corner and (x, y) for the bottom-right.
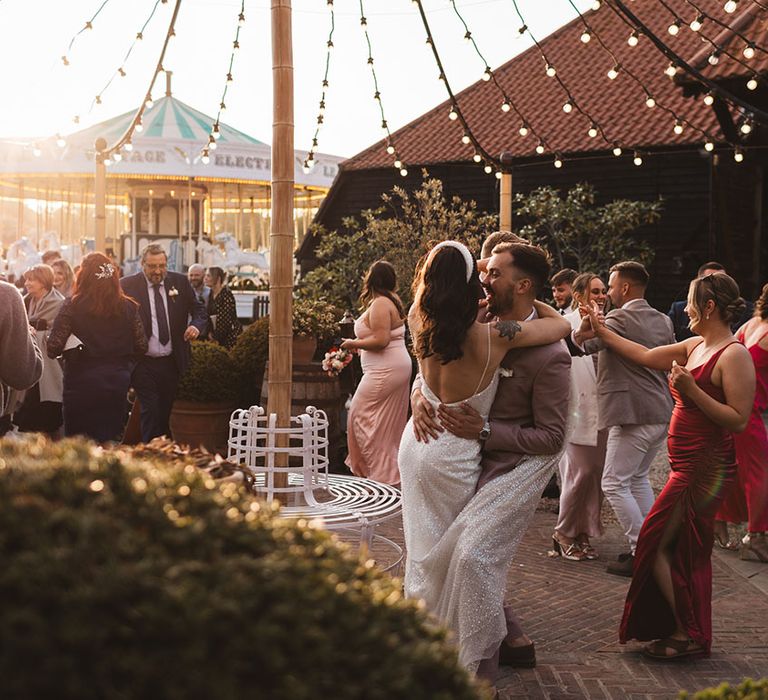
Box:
(25, 264), (55, 291)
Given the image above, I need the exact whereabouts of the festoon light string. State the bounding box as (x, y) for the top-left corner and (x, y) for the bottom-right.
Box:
(303, 0), (335, 173)
(567, 0), (722, 160)
(99, 0), (181, 164)
(447, 0), (551, 160)
(60, 0), (114, 68)
(359, 0), (407, 176)
(200, 0), (246, 165)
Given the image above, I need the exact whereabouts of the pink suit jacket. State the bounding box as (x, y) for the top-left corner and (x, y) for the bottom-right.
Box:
(477, 340), (571, 490)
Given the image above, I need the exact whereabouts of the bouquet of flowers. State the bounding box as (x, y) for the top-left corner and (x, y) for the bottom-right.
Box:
(322, 346), (354, 377)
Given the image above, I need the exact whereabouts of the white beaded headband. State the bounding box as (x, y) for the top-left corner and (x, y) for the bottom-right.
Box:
(429, 240), (474, 283)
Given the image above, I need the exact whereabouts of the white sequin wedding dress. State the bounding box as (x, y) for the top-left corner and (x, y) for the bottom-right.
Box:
(399, 363), (559, 673)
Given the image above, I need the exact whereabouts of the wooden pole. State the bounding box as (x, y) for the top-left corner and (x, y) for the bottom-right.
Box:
(500, 172), (512, 233)
(94, 137), (107, 252)
(269, 0), (294, 488)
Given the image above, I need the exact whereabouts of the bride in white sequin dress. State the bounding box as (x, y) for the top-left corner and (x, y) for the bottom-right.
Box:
(398, 241), (569, 674)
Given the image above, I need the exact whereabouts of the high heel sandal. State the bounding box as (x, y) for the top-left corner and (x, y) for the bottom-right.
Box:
(552, 534), (586, 561)
(740, 533), (768, 562)
(578, 541), (599, 560)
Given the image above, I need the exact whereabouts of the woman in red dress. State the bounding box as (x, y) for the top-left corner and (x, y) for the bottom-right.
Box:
(584, 273), (755, 659)
(716, 283), (768, 561)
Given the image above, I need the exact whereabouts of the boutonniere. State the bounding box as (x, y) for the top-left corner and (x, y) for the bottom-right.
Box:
(499, 367), (515, 378)
(168, 286), (179, 300)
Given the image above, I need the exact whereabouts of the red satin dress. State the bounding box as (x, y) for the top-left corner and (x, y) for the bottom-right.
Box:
(620, 343), (738, 654)
(717, 328), (768, 532)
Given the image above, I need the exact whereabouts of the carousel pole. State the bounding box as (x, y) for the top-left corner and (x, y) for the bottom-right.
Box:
(94, 137), (107, 252)
(269, 0), (294, 489)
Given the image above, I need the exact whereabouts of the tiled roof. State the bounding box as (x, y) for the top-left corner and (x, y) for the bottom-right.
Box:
(343, 1), (767, 171)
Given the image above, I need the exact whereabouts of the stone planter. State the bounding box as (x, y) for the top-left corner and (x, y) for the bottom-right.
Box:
(292, 334), (318, 364)
(170, 400), (236, 453)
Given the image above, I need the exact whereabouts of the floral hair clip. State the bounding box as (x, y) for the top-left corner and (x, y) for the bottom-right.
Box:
(95, 263), (115, 280)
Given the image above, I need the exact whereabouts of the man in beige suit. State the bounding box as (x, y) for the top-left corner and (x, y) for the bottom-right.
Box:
(571, 261), (674, 577)
(411, 235), (571, 682)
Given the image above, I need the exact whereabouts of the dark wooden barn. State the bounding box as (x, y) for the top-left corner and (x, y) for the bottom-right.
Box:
(299, 1), (768, 309)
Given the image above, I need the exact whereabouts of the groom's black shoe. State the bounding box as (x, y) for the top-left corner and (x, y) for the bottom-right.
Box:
(499, 641), (536, 668)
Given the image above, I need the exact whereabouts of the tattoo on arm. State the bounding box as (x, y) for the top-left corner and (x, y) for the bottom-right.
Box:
(495, 320), (522, 342)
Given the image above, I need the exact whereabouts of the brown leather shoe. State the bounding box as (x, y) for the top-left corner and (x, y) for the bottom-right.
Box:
(498, 641), (536, 668)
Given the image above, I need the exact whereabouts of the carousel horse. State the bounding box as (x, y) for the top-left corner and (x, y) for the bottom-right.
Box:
(7, 237), (41, 279)
(215, 233), (268, 270)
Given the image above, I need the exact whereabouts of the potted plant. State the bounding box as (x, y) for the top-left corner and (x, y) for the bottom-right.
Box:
(230, 316), (270, 409)
(292, 297), (340, 364)
(170, 341), (239, 452)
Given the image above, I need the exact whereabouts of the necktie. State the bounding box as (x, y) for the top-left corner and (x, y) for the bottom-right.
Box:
(153, 283), (170, 346)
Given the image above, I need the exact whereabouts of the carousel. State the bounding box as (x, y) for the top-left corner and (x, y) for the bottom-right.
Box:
(0, 74), (342, 280)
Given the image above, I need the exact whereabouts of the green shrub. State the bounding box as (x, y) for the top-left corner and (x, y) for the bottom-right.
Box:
(230, 316), (270, 407)
(176, 340), (239, 403)
(679, 679), (768, 699)
(0, 436), (485, 700)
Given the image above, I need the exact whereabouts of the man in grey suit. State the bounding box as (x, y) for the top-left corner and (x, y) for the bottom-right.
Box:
(571, 261), (674, 577)
(411, 235), (571, 681)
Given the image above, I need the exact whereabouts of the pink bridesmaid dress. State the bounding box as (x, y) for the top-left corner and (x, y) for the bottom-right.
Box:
(345, 315), (412, 485)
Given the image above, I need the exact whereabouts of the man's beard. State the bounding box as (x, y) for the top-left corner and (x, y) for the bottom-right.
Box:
(487, 289), (514, 316)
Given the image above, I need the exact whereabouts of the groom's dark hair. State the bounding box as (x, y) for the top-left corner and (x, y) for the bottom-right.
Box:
(492, 242), (551, 294)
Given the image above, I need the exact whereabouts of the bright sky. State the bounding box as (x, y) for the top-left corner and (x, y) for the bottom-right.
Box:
(0, 0), (592, 158)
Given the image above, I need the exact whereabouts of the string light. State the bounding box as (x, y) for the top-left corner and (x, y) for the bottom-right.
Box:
(690, 14), (703, 31)
(447, 0), (548, 153)
(708, 51), (720, 65)
(448, 108), (458, 120)
(545, 63), (557, 77)
(704, 139), (715, 151)
(673, 120), (684, 134)
(360, 0), (406, 175)
(60, 0), (115, 68)
(747, 75), (759, 90)
(56, 134), (66, 148)
(740, 119), (753, 134)
(554, 155), (563, 168)
(645, 95), (656, 108)
(683, 0), (768, 58)
(724, 0), (738, 12)
(580, 30), (591, 43)
(562, 100), (573, 113)
(613, 145), (623, 156)
(734, 148), (744, 162)
(607, 65), (619, 80)
(627, 31), (639, 46)
(303, 1), (334, 173)
(743, 44), (756, 59)
(633, 152), (643, 166)
(667, 20), (681, 36)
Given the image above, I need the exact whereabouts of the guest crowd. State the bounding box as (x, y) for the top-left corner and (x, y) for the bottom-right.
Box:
(0, 233), (767, 691)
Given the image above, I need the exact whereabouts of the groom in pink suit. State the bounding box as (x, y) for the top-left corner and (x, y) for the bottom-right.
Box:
(412, 233), (571, 683)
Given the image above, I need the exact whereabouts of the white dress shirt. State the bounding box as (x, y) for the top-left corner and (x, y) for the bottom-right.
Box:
(145, 276), (173, 357)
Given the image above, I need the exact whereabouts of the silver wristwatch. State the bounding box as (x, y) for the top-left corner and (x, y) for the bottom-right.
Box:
(479, 420), (491, 441)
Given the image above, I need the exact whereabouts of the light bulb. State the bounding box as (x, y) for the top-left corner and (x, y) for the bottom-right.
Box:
(607, 66), (619, 80)
(201, 153), (210, 165)
(708, 52), (720, 65)
(591, 0), (601, 9)
(518, 124), (529, 136)
(668, 21), (680, 36)
(482, 68), (492, 81)
(588, 125), (598, 138)
(394, 159), (402, 169)
(386, 145), (395, 154)
(665, 64), (677, 77)
(113, 152), (122, 162)
(495, 171), (502, 180)
(535, 143), (545, 155)
(484, 164), (492, 174)
(741, 121), (752, 134)
(209, 140), (218, 151)
(135, 121), (144, 133)
(302, 164), (310, 174)
(399, 168), (408, 177)
(743, 44), (755, 59)
(690, 16), (703, 31)
(473, 153), (482, 163)
(125, 141), (133, 152)
(627, 32), (639, 47)
(238, 11), (245, 25)
(545, 64), (556, 77)
(747, 76), (758, 90)
(673, 121), (684, 135)
(104, 157), (112, 166)
(32, 146), (41, 157)
(646, 96), (656, 108)
(704, 141), (714, 152)
(448, 109), (458, 121)
(56, 135), (66, 148)
(554, 157), (563, 168)
(461, 134), (471, 144)
(633, 153), (643, 166)
(563, 100), (573, 113)
(704, 93), (714, 106)
(613, 146), (622, 156)
(734, 149), (744, 162)
(145, 97), (154, 109)
(501, 101), (511, 113)
(724, 1), (738, 13)
(580, 30), (591, 43)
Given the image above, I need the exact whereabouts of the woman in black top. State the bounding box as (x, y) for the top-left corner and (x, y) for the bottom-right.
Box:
(47, 252), (148, 442)
(205, 266), (242, 349)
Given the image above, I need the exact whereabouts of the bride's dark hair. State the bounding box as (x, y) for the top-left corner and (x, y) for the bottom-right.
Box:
(413, 245), (483, 363)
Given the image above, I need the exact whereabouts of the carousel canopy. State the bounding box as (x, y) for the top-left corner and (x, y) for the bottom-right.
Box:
(0, 94), (341, 190)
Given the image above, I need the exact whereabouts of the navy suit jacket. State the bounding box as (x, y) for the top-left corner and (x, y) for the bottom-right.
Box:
(667, 299), (754, 342)
(120, 270), (207, 374)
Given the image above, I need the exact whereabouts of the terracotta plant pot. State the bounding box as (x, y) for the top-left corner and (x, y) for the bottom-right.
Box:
(292, 334), (318, 364)
(170, 400), (236, 453)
